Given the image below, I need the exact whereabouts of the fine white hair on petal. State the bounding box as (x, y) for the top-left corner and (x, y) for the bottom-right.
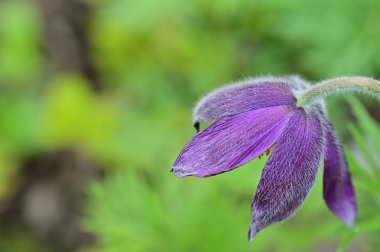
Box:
(283, 75), (312, 91)
(192, 75), (308, 125)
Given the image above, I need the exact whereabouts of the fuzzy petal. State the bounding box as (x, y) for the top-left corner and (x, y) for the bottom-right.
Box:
(249, 108), (324, 241)
(171, 105), (294, 178)
(323, 120), (357, 226)
(193, 77), (298, 126)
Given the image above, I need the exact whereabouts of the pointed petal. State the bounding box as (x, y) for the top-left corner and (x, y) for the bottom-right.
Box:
(323, 120), (357, 226)
(193, 77), (298, 125)
(249, 108), (324, 240)
(172, 105), (294, 178)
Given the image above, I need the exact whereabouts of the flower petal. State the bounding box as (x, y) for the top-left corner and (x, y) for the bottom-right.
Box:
(193, 77), (298, 126)
(171, 105), (294, 178)
(323, 120), (357, 226)
(249, 108), (324, 241)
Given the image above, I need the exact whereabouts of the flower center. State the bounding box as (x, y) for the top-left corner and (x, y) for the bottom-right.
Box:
(258, 144), (276, 159)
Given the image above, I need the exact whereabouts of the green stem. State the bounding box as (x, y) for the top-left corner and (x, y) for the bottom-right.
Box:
(296, 77), (380, 108)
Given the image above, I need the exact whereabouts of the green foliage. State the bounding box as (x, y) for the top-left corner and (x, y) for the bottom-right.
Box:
(84, 160), (346, 252)
(269, 0), (380, 78)
(342, 96), (380, 250)
(0, 228), (49, 252)
(0, 1), (42, 86)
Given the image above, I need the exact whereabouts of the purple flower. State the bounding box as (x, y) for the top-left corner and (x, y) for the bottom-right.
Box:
(171, 76), (357, 241)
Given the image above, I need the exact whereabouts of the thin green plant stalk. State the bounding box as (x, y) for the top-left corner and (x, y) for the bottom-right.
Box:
(296, 77), (380, 108)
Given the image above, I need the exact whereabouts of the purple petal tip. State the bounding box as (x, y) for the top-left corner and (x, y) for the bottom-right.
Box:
(170, 166), (189, 178)
(248, 225), (257, 242)
(345, 218), (355, 228)
(341, 211), (356, 227)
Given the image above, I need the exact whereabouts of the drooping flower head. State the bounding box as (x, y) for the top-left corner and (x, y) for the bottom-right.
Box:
(170, 75), (380, 240)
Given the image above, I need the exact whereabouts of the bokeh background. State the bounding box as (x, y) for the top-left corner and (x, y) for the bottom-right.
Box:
(0, 0), (380, 251)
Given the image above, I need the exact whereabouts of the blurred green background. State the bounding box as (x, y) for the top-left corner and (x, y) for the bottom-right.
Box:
(0, 0), (380, 251)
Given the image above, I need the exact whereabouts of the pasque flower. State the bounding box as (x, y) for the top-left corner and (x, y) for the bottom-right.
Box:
(171, 75), (380, 241)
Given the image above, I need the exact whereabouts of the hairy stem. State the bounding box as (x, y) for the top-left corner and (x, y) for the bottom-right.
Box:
(296, 77), (380, 107)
